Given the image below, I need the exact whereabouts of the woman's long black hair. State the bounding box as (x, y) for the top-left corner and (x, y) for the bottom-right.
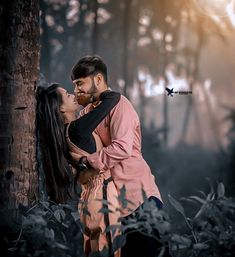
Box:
(36, 83), (72, 203)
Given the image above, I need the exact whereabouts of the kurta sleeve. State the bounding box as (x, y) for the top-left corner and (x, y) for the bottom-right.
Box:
(69, 91), (120, 137)
(87, 96), (138, 171)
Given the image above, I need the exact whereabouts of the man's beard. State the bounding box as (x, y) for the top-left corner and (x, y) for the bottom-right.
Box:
(87, 79), (98, 94)
(76, 78), (98, 106)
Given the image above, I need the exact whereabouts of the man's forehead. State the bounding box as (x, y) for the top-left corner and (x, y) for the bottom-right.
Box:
(73, 77), (88, 84)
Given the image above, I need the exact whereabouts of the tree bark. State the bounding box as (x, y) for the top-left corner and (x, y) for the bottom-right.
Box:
(0, 0), (40, 210)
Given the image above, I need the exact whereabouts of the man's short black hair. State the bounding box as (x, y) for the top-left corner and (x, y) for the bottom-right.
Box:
(71, 55), (108, 83)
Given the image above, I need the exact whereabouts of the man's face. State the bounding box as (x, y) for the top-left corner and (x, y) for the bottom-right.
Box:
(73, 76), (97, 106)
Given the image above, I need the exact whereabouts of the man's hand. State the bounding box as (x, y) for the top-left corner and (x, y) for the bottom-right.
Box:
(69, 152), (100, 184)
(92, 89), (112, 102)
(68, 152), (83, 170)
(69, 152), (93, 170)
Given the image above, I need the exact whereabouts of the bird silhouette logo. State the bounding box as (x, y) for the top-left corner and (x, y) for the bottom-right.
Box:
(166, 87), (174, 97)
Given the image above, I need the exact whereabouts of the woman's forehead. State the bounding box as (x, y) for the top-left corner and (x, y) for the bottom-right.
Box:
(57, 87), (66, 94)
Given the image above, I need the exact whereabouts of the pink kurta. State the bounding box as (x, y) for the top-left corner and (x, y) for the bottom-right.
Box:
(80, 95), (162, 217)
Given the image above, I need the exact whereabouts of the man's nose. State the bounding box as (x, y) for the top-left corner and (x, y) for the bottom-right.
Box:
(74, 86), (80, 94)
(74, 86), (82, 93)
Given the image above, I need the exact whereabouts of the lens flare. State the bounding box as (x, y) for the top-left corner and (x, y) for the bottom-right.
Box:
(226, 0), (235, 26)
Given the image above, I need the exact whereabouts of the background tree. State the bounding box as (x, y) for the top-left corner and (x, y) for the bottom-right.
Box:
(0, 0), (39, 252)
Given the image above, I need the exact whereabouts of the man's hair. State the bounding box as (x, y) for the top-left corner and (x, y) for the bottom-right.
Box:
(71, 55), (108, 83)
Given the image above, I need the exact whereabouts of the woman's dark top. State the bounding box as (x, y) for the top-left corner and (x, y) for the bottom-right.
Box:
(67, 90), (120, 154)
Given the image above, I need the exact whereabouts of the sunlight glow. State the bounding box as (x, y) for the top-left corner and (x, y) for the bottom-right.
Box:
(193, 0), (235, 26)
(226, 0), (235, 26)
(137, 66), (190, 97)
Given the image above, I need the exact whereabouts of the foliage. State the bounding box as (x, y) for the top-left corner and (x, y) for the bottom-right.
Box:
(224, 107), (235, 195)
(168, 182), (235, 257)
(5, 182), (235, 257)
(7, 201), (84, 257)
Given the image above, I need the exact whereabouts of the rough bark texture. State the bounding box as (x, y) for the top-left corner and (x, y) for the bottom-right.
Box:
(0, 0), (39, 210)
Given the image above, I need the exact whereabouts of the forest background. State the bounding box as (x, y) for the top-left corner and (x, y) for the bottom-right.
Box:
(0, 0), (235, 256)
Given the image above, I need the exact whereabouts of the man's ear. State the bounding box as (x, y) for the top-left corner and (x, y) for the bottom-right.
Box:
(94, 73), (103, 87)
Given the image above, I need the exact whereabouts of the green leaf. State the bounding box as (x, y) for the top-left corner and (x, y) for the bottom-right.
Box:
(171, 234), (192, 247)
(71, 211), (80, 221)
(123, 223), (139, 231)
(54, 209), (61, 222)
(189, 196), (206, 205)
(118, 185), (128, 208)
(172, 244), (188, 250)
(45, 228), (55, 240)
(111, 235), (126, 254)
(51, 205), (58, 211)
(54, 209), (66, 222)
(59, 209), (66, 220)
(158, 245), (169, 257)
(207, 193), (215, 201)
(196, 190), (207, 198)
(199, 231), (217, 241)
(105, 224), (121, 234)
(39, 201), (50, 209)
(194, 204), (206, 219)
(180, 197), (197, 205)
(193, 243), (209, 250)
(59, 203), (74, 210)
(8, 247), (17, 252)
(217, 182), (225, 198)
(141, 187), (148, 202)
(168, 194), (185, 216)
(54, 242), (69, 250)
(98, 207), (113, 214)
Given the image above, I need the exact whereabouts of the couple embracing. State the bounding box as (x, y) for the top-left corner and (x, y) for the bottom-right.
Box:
(37, 56), (171, 257)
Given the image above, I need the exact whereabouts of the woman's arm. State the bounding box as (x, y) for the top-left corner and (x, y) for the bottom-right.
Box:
(69, 90), (120, 136)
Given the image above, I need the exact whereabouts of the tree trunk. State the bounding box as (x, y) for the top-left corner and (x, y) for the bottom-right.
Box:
(92, 0), (99, 54)
(161, 3), (169, 147)
(122, 0), (131, 98)
(0, 0), (39, 210)
(180, 28), (204, 145)
(40, 0), (51, 81)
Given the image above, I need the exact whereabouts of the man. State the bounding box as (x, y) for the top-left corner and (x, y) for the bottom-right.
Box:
(71, 55), (170, 257)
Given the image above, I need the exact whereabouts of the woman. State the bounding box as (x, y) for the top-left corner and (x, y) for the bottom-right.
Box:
(36, 83), (121, 256)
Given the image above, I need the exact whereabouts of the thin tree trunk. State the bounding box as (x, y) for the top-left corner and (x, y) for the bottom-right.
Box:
(198, 82), (222, 149)
(180, 27), (204, 145)
(122, 0), (131, 98)
(0, 0), (39, 210)
(92, 0), (99, 54)
(40, 0), (51, 81)
(75, 0), (88, 54)
(161, 7), (169, 147)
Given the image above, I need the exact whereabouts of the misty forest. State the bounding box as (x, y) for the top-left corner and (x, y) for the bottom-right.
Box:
(1, 0), (235, 256)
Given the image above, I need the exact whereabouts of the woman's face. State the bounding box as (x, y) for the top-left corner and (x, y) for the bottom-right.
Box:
(57, 87), (79, 113)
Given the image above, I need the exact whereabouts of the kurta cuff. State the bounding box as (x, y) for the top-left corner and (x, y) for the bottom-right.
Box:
(87, 152), (104, 171)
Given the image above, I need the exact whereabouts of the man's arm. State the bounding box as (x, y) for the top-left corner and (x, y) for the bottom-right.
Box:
(69, 91), (120, 136)
(86, 96), (138, 171)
